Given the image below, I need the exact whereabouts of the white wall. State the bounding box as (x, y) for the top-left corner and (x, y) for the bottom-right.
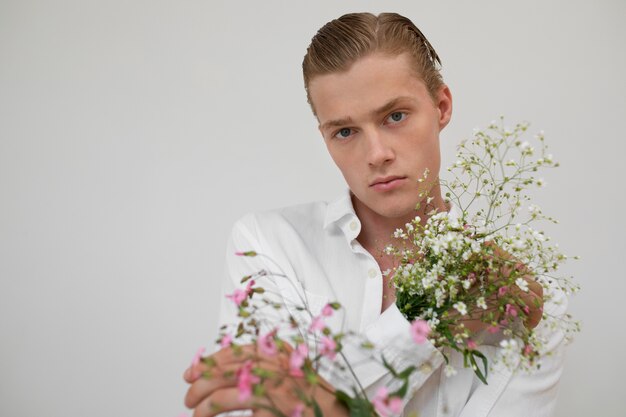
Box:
(1, 1), (624, 415)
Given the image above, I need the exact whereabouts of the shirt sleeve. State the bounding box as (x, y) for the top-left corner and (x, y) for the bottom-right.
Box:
(337, 302), (445, 407)
(216, 214), (321, 349)
(215, 214), (286, 349)
(217, 215), (444, 408)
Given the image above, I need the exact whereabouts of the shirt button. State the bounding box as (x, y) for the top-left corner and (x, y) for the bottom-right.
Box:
(368, 268), (378, 278)
(349, 221), (358, 231)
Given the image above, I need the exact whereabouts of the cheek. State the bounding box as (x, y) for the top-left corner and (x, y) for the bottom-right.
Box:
(336, 157), (364, 187)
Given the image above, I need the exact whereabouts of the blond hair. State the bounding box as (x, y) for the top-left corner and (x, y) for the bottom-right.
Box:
(302, 12), (443, 115)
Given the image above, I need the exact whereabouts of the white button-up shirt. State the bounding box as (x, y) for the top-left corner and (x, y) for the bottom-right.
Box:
(217, 189), (567, 416)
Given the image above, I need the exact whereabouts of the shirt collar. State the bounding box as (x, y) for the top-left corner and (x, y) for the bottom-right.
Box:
(323, 188), (356, 230)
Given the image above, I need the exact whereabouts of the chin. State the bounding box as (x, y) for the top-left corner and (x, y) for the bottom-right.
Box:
(373, 200), (418, 219)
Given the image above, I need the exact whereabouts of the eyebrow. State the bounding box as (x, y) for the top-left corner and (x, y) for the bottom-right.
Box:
(319, 96), (416, 132)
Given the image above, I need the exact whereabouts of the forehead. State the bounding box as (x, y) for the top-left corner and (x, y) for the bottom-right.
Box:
(308, 52), (431, 125)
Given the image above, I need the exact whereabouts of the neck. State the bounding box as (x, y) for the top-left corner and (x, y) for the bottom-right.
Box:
(352, 182), (448, 256)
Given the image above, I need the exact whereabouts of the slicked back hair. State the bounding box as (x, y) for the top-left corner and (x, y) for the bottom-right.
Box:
(302, 12), (443, 116)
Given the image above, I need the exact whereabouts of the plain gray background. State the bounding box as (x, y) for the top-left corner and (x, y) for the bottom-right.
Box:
(1, 0), (625, 416)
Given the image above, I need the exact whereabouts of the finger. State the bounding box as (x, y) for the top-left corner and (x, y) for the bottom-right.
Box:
(184, 365), (203, 384)
(183, 347), (209, 383)
(518, 285), (544, 329)
(192, 387), (270, 417)
(184, 346), (265, 386)
(185, 362), (240, 408)
(185, 358), (287, 409)
(184, 358), (218, 385)
(211, 343), (285, 367)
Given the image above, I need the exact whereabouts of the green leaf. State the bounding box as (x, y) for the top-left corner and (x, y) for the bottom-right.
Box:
(469, 349), (489, 385)
(398, 365), (416, 379)
(348, 398), (376, 417)
(381, 356), (399, 377)
(334, 389), (352, 406)
(391, 378), (409, 399)
(310, 400), (322, 417)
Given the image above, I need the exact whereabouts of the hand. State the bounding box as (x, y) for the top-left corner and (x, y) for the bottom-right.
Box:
(183, 343), (349, 417)
(491, 243), (543, 329)
(450, 241), (544, 335)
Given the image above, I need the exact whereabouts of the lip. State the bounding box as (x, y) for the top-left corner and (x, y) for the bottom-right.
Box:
(370, 175), (407, 192)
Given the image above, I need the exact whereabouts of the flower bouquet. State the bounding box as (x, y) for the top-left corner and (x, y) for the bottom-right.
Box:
(387, 119), (580, 382)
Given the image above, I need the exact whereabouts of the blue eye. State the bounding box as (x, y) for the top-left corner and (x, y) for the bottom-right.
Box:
(387, 111), (406, 123)
(334, 127), (353, 139)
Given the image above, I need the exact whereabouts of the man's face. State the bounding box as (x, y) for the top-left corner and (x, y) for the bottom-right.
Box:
(309, 52), (452, 220)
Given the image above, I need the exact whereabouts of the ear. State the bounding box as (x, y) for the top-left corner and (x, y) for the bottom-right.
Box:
(436, 84), (453, 130)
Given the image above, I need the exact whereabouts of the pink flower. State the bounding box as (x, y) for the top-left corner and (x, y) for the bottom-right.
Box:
(487, 325), (500, 334)
(191, 347), (205, 367)
(289, 343), (308, 377)
(466, 339), (477, 350)
(226, 280), (256, 306)
(321, 303), (334, 317)
(291, 403), (305, 417)
(235, 251), (257, 257)
(372, 387), (403, 417)
(524, 344), (533, 356)
(257, 330), (278, 356)
(320, 336), (337, 360)
(236, 360), (260, 402)
(226, 289), (247, 306)
(410, 319), (431, 344)
(309, 315), (325, 332)
(498, 286), (509, 297)
(523, 305), (530, 315)
(389, 397), (403, 414)
(372, 387), (390, 413)
(220, 333), (233, 348)
(505, 304), (518, 317)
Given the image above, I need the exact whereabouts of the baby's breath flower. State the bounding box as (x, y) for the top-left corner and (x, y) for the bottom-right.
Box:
(498, 339), (520, 368)
(476, 297), (487, 310)
(453, 301), (467, 316)
(532, 229), (546, 242)
(393, 228), (407, 239)
(515, 278), (529, 292)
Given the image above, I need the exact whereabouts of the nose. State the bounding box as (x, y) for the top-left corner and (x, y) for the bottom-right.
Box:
(364, 128), (395, 167)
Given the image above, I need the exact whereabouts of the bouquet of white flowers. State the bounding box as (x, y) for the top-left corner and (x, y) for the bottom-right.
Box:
(388, 119), (580, 382)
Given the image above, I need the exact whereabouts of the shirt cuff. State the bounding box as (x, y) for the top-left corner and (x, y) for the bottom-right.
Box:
(341, 303), (444, 395)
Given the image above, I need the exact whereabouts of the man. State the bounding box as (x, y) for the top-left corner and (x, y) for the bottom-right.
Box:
(183, 12), (564, 417)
